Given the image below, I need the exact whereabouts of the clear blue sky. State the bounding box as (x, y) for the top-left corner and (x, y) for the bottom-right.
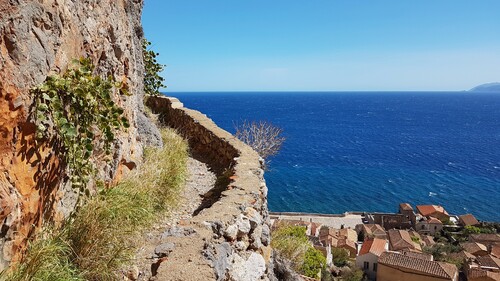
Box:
(142, 1), (500, 92)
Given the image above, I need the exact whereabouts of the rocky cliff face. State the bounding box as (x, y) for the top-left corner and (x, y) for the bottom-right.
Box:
(0, 0), (154, 269)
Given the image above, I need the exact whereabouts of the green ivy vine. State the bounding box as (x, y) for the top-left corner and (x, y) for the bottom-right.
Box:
(143, 39), (165, 96)
(32, 58), (130, 189)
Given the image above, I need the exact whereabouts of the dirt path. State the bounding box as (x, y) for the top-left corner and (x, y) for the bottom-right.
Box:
(124, 157), (217, 281)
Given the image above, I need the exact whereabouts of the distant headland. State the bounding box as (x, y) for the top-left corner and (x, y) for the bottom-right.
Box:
(469, 82), (500, 93)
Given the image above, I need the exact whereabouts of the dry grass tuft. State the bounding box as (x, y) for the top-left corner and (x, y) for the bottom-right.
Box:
(4, 127), (188, 281)
(3, 229), (82, 281)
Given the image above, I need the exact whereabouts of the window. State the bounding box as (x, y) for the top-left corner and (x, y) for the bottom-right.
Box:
(373, 263), (378, 272)
(364, 261), (369, 269)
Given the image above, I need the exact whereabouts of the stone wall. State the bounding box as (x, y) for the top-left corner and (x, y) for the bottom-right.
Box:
(0, 0), (157, 269)
(147, 96), (282, 281)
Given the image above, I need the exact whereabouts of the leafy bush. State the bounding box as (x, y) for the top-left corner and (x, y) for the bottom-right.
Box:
(341, 267), (366, 281)
(301, 247), (326, 279)
(271, 225), (310, 271)
(143, 39), (165, 96)
(271, 224), (328, 279)
(32, 58), (129, 189)
(331, 247), (349, 267)
(423, 243), (462, 262)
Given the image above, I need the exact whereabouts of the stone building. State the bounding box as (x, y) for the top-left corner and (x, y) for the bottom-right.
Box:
(377, 252), (458, 281)
(356, 238), (388, 280)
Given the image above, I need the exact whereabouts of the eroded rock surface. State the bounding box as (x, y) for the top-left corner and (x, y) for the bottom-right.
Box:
(0, 0), (157, 269)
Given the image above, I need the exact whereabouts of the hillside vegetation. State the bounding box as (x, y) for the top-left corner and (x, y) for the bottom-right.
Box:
(3, 128), (188, 281)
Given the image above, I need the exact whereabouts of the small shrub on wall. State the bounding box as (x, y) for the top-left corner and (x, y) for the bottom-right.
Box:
(32, 58), (129, 190)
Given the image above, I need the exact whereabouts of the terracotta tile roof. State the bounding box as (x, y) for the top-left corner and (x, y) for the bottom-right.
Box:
(491, 244), (500, 258)
(461, 242), (488, 255)
(422, 235), (436, 247)
(388, 229), (421, 251)
(476, 255), (500, 269)
(400, 203), (413, 211)
(416, 205), (449, 217)
(339, 228), (357, 242)
(359, 238), (386, 256)
(379, 252), (457, 279)
(401, 250), (433, 261)
(459, 214), (480, 226)
(337, 238), (356, 249)
(427, 216), (443, 224)
(449, 250), (475, 261)
(469, 234), (500, 244)
(467, 268), (500, 281)
(363, 224), (386, 236)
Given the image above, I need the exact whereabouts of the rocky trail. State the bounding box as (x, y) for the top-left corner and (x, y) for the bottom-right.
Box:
(124, 157), (218, 281)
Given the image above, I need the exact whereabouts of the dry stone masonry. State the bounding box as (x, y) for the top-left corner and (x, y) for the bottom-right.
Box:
(147, 96), (277, 281)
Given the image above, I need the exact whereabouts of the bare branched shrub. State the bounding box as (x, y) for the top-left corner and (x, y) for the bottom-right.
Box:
(234, 120), (285, 161)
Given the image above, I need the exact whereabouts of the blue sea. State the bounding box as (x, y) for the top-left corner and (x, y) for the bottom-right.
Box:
(170, 92), (500, 222)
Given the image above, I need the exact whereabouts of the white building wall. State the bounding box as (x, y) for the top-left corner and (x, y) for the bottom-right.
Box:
(356, 252), (379, 281)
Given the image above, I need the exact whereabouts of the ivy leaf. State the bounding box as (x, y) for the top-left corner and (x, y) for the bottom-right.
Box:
(38, 103), (49, 111)
(66, 126), (77, 137)
(37, 124), (46, 132)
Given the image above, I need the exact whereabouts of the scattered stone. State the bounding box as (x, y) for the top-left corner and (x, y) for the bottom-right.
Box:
(154, 242), (175, 258)
(161, 226), (196, 239)
(229, 252), (266, 281)
(235, 215), (251, 237)
(126, 265), (139, 281)
(224, 224), (238, 241)
(235, 241), (247, 251)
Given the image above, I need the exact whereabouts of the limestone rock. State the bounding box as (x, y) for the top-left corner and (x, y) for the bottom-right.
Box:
(229, 253), (266, 281)
(154, 242), (175, 258)
(250, 225), (263, 249)
(224, 224), (238, 241)
(0, 0), (154, 268)
(235, 214), (251, 237)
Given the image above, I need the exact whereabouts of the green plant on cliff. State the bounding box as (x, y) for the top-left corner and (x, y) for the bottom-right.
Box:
(2, 228), (82, 281)
(143, 39), (165, 96)
(67, 128), (188, 280)
(32, 58), (129, 189)
(271, 224), (327, 278)
(4, 128), (188, 281)
(301, 247), (326, 279)
(271, 225), (310, 271)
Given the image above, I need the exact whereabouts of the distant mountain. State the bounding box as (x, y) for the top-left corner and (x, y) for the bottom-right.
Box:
(469, 82), (500, 93)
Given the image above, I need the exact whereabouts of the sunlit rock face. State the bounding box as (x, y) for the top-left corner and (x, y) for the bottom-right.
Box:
(0, 0), (157, 269)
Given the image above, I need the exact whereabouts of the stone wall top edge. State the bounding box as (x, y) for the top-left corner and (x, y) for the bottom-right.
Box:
(157, 95), (262, 163)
